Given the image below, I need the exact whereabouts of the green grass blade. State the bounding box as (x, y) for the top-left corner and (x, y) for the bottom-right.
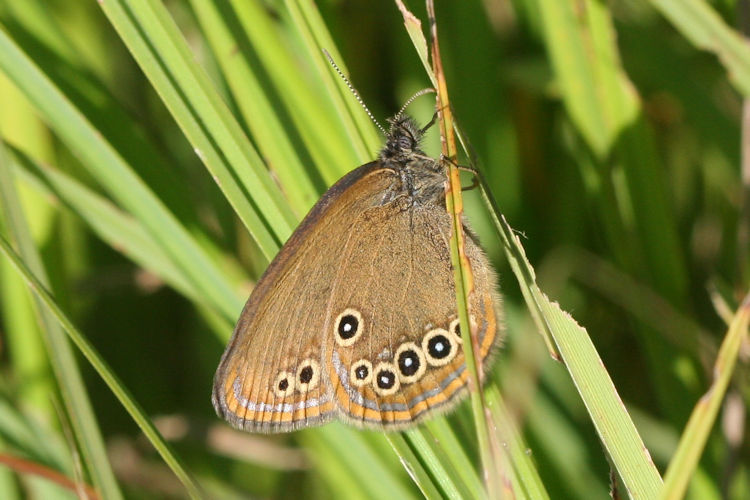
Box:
(394, 2), (436, 88)
(526, 388), (610, 498)
(188, 0), (321, 216)
(534, 0), (639, 158)
(535, 293), (662, 498)
(0, 234), (205, 500)
(385, 433), (446, 499)
(485, 387), (550, 500)
(423, 419), (486, 499)
(0, 397), (71, 474)
(660, 294), (750, 500)
(302, 426), (418, 500)
(8, 146), (200, 305)
(0, 25), (243, 322)
(97, 0), (296, 256)
(0, 141), (123, 500)
(286, 0), (381, 161)
(227, 0), (356, 183)
(649, 0), (750, 96)
(480, 178), (662, 498)
(2, 3), (213, 237)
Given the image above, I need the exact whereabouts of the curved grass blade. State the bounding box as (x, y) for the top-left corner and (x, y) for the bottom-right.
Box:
(421, 419), (487, 499)
(480, 180), (663, 498)
(485, 387), (550, 500)
(188, 0), (320, 216)
(649, 0), (750, 97)
(660, 293), (750, 500)
(385, 433), (446, 499)
(0, 25), (243, 322)
(286, 0), (381, 161)
(0, 140), (123, 500)
(0, 234), (205, 500)
(97, 0), (296, 256)
(301, 426), (418, 500)
(7, 146), (234, 338)
(394, 0), (436, 88)
(535, 0), (639, 158)
(7, 146), (200, 308)
(226, 0), (357, 183)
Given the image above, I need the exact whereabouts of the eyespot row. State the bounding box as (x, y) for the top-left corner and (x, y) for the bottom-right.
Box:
(343, 314), (471, 397)
(270, 311), (473, 399)
(271, 358), (320, 398)
(333, 308), (471, 348)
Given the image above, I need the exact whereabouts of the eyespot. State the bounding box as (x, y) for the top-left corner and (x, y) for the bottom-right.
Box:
(449, 318), (462, 343)
(334, 308), (364, 347)
(422, 328), (458, 366)
(394, 342), (426, 384)
(273, 371), (295, 398)
(350, 359), (373, 387)
(372, 362), (400, 396)
(296, 359), (320, 393)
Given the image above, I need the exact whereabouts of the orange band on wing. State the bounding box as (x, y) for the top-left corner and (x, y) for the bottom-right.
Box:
(220, 366), (335, 426)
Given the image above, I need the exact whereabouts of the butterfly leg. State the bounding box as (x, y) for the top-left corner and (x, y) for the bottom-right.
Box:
(440, 155), (480, 191)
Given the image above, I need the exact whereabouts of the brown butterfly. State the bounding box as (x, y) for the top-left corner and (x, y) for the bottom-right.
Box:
(212, 112), (502, 432)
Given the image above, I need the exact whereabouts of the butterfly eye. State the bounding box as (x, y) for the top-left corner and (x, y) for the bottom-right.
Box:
(350, 359), (373, 387)
(273, 371), (296, 398)
(334, 308), (364, 347)
(395, 342), (426, 384)
(422, 328), (458, 366)
(296, 359), (320, 392)
(372, 362), (400, 396)
(397, 135), (413, 151)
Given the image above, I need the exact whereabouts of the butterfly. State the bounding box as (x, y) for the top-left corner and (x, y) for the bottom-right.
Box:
(212, 112), (502, 432)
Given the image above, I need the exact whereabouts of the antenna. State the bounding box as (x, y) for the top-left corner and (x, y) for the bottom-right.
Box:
(394, 88), (436, 120)
(323, 49), (387, 136)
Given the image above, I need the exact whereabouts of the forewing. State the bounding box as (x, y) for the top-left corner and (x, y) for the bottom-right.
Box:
(212, 162), (397, 432)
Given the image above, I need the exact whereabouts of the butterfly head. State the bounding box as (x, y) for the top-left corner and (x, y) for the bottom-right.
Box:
(379, 115), (425, 163)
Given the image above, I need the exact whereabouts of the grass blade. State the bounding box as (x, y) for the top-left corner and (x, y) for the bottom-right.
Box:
(485, 387), (550, 500)
(8, 146), (200, 305)
(0, 24), (243, 322)
(649, 0), (750, 96)
(385, 433), (446, 499)
(188, 0), (321, 216)
(301, 426), (417, 500)
(98, 0), (297, 257)
(480, 174), (663, 498)
(660, 294), (750, 499)
(0, 140), (123, 499)
(0, 233), (204, 499)
(226, 0), (356, 183)
(535, 0), (639, 157)
(286, 0), (381, 161)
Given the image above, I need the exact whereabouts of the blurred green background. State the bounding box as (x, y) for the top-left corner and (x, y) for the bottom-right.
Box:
(0, 0), (748, 498)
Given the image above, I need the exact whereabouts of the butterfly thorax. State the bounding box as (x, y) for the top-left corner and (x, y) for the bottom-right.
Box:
(379, 115), (445, 206)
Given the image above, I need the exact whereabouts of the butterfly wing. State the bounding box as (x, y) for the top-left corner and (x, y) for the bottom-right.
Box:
(212, 162), (401, 432)
(322, 196), (500, 429)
